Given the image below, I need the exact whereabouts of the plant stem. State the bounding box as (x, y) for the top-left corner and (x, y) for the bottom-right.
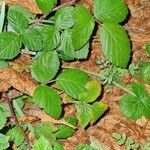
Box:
(62, 65), (134, 94)
(52, 0), (77, 12)
(3, 92), (32, 150)
(112, 81), (134, 95)
(30, 0), (77, 27)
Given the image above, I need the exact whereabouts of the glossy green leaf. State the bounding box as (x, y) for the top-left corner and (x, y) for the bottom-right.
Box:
(55, 117), (77, 139)
(35, 0), (57, 13)
(0, 32), (21, 59)
(100, 23), (131, 68)
(70, 5), (95, 50)
(0, 1), (5, 32)
(138, 62), (150, 84)
(74, 42), (90, 60)
(0, 104), (9, 130)
(38, 26), (60, 51)
(76, 102), (92, 128)
(146, 42), (150, 56)
(0, 134), (9, 150)
(34, 122), (57, 144)
(55, 6), (75, 30)
(0, 60), (8, 68)
(21, 28), (43, 51)
(53, 142), (64, 150)
(6, 126), (24, 147)
(57, 30), (75, 60)
(33, 85), (62, 119)
(58, 30), (90, 60)
(132, 82), (149, 97)
(119, 83), (150, 120)
(33, 136), (53, 150)
(56, 69), (91, 99)
(91, 102), (107, 123)
(9, 4), (35, 22)
(94, 0), (128, 23)
(78, 80), (101, 102)
(8, 8), (29, 33)
(31, 51), (60, 83)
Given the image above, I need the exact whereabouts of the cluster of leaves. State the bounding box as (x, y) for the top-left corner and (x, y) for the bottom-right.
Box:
(0, 0), (149, 149)
(0, 0), (112, 149)
(119, 83), (150, 120)
(112, 132), (150, 150)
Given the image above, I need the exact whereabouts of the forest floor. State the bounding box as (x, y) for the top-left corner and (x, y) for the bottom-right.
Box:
(1, 0), (150, 149)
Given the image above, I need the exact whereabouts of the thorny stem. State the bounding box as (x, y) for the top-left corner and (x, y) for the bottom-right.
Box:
(26, 108), (77, 129)
(30, 0), (77, 27)
(62, 65), (135, 95)
(3, 92), (32, 150)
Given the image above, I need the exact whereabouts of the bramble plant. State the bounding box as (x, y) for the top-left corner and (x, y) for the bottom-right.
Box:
(112, 132), (150, 150)
(0, 0), (149, 149)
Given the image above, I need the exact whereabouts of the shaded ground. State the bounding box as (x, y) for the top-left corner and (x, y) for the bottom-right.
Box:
(1, 0), (150, 149)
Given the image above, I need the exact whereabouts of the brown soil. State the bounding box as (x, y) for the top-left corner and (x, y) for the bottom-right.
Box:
(1, 0), (150, 149)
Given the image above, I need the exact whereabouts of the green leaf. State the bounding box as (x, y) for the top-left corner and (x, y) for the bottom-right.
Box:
(8, 8), (29, 33)
(58, 31), (89, 61)
(100, 23), (131, 68)
(0, 60), (8, 68)
(70, 5), (95, 50)
(138, 62), (150, 84)
(34, 122), (57, 144)
(55, 6), (75, 30)
(56, 69), (91, 99)
(0, 32), (22, 59)
(119, 83), (150, 120)
(35, 0), (57, 13)
(132, 82), (149, 98)
(33, 136), (53, 150)
(74, 42), (90, 60)
(0, 104), (9, 130)
(38, 26), (60, 51)
(76, 102), (92, 128)
(6, 126), (24, 147)
(55, 117), (77, 139)
(91, 102), (107, 123)
(57, 30), (75, 60)
(33, 85), (62, 119)
(53, 142), (64, 150)
(21, 28), (43, 51)
(78, 80), (101, 102)
(146, 42), (150, 56)
(0, 1), (5, 32)
(31, 51), (60, 83)
(9, 4), (35, 22)
(94, 0), (128, 23)
(0, 134), (9, 150)
(17, 141), (29, 150)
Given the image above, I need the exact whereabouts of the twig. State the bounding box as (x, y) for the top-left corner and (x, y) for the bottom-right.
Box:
(52, 0), (76, 12)
(25, 108), (77, 129)
(30, 0), (77, 27)
(3, 92), (32, 150)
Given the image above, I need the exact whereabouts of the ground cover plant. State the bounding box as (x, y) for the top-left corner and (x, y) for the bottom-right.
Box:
(0, 0), (150, 149)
